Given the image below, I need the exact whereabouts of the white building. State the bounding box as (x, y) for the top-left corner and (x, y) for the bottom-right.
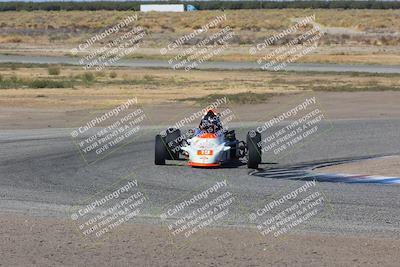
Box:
(140, 4), (185, 12)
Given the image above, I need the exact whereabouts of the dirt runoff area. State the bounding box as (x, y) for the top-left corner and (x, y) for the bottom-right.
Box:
(317, 156), (400, 178)
(1, 213), (399, 267)
(2, 91), (400, 130)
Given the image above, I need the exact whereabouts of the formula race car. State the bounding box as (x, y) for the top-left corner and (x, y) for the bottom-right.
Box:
(154, 127), (262, 169)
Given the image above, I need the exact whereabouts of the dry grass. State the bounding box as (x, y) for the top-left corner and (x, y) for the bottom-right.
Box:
(0, 10), (398, 33)
(0, 64), (399, 109)
(0, 9), (399, 45)
(315, 9), (400, 32)
(0, 10), (399, 65)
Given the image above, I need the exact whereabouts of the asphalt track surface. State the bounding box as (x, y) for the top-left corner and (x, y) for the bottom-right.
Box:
(1, 54), (400, 73)
(251, 155), (400, 184)
(1, 119), (400, 238)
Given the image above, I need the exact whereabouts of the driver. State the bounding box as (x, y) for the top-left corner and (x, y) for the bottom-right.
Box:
(198, 108), (223, 134)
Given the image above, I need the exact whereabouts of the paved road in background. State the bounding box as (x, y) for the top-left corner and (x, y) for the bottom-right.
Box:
(1, 54), (400, 73)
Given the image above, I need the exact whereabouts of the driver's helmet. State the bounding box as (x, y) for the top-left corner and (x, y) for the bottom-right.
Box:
(204, 108), (218, 118)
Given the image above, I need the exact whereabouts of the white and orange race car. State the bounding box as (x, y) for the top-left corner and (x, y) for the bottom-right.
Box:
(154, 127), (262, 169)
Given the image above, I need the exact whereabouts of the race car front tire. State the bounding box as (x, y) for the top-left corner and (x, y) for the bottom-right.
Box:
(165, 128), (181, 160)
(155, 134), (167, 165)
(247, 131), (261, 169)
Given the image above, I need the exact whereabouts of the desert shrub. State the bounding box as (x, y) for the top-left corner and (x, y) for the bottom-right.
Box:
(81, 72), (95, 84)
(0, 76), (72, 89)
(48, 65), (61, 75)
(182, 91), (278, 105)
(29, 79), (71, 88)
(109, 71), (117, 78)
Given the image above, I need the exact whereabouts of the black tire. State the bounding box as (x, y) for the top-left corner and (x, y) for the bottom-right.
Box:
(165, 128), (181, 160)
(224, 130), (237, 159)
(155, 134), (167, 165)
(247, 131), (261, 169)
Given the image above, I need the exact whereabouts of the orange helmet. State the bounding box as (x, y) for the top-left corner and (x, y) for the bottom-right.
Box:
(204, 108), (217, 116)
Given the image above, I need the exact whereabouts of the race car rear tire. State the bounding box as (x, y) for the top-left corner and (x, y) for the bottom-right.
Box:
(155, 134), (167, 165)
(165, 128), (181, 160)
(247, 131), (261, 169)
